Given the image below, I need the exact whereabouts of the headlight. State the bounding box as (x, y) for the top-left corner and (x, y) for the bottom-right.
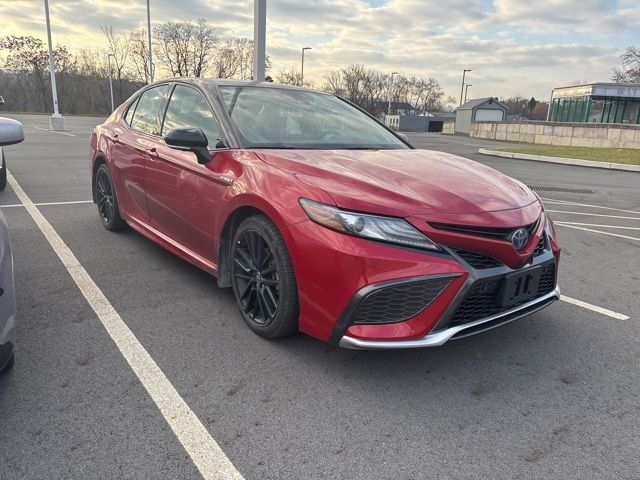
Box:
(299, 198), (441, 251)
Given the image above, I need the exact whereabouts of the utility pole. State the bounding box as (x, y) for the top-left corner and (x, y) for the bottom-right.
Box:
(253, 0), (266, 81)
(44, 0), (65, 131)
(301, 47), (312, 86)
(108, 53), (115, 112)
(460, 68), (471, 106)
(147, 0), (153, 82)
(388, 72), (399, 116)
(464, 84), (472, 104)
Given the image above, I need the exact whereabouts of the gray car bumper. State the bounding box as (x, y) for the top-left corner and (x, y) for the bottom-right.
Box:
(0, 206), (16, 370)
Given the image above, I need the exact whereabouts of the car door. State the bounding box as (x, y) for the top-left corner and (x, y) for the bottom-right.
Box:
(144, 83), (230, 262)
(110, 84), (169, 224)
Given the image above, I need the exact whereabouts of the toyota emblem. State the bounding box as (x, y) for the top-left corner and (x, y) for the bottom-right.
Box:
(510, 228), (529, 250)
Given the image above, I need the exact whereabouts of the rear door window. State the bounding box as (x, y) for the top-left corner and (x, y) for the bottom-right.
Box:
(130, 85), (169, 135)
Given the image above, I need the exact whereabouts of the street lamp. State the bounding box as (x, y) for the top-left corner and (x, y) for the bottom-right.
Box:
(253, 0), (266, 81)
(44, 0), (65, 131)
(146, 0), (153, 82)
(388, 72), (399, 116)
(301, 47), (312, 87)
(464, 84), (472, 104)
(107, 53), (115, 112)
(460, 68), (471, 106)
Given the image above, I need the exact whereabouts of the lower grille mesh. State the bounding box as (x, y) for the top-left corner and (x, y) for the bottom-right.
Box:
(353, 277), (453, 324)
(453, 248), (503, 269)
(449, 263), (556, 328)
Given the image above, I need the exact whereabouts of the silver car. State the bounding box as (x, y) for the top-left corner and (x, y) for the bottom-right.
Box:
(0, 117), (24, 373)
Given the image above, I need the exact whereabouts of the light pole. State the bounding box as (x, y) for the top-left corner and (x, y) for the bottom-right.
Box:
(464, 84), (472, 104)
(460, 68), (471, 106)
(107, 53), (115, 112)
(44, 0), (65, 131)
(388, 71), (399, 116)
(301, 47), (312, 87)
(253, 0), (266, 81)
(146, 0), (153, 82)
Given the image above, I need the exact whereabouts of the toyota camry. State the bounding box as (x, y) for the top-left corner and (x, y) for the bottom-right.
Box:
(89, 79), (560, 349)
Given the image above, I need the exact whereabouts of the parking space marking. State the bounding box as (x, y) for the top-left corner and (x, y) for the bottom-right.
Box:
(6, 171), (244, 480)
(542, 198), (640, 216)
(561, 295), (630, 320)
(555, 223), (640, 242)
(1, 200), (93, 208)
(547, 210), (640, 221)
(554, 221), (640, 231)
(32, 125), (75, 137)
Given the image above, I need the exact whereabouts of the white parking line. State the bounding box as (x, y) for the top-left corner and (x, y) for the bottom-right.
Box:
(555, 223), (640, 242)
(561, 295), (630, 320)
(547, 210), (640, 221)
(32, 125), (75, 137)
(554, 221), (640, 231)
(1, 200), (93, 208)
(6, 171), (243, 480)
(542, 198), (640, 216)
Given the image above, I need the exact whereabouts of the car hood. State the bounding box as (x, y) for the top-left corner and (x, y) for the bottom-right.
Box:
(255, 149), (538, 217)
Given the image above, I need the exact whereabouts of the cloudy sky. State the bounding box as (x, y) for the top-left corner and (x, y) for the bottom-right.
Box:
(0, 0), (638, 101)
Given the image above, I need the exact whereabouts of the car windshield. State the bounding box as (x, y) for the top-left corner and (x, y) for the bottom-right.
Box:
(218, 86), (407, 150)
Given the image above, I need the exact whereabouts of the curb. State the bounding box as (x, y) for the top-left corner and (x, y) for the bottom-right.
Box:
(478, 149), (640, 173)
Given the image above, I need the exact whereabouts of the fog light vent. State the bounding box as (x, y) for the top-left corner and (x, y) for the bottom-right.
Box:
(353, 277), (453, 324)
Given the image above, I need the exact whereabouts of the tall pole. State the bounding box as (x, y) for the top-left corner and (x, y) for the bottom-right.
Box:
(108, 54), (115, 112)
(388, 72), (398, 116)
(253, 0), (266, 81)
(146, 0), (153, 82)
(460, 68), (471, 106)
(44, 0), (65, 131)
(301, 47), (311, 87)
(464, 84), (472, 104)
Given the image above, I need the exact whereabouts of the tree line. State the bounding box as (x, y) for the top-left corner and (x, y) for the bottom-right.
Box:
(0, 19), (456, 117)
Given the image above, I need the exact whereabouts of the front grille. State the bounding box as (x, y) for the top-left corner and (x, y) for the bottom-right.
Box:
(448, 263), (556, 328)
(452, 248), (503, 269)
(430, 219), (538, 241)
(353, 277), (453, 324)
(533, 236), (547, 256)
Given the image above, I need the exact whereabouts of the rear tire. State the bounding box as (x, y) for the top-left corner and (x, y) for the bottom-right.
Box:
(230, 215), (299, 338)
(94, 163), (126, 231)
(1, 353), (14, 374)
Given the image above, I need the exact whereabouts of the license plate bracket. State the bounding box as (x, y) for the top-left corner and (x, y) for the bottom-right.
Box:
(499, 266), (543, 308)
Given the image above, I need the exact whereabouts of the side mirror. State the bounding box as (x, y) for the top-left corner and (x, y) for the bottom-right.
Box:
(0, 117), (24, 146)
(164, 127), (211, 164)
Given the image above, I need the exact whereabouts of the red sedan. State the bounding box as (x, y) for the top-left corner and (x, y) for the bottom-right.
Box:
(90, 79), (560, 349)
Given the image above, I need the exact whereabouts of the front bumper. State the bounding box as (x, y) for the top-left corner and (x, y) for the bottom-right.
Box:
(340, 286), (560, 349)
(283, 219), (559, 348)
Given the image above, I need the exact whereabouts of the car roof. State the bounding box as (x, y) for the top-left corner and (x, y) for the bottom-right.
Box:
(154, 77), (329, 95)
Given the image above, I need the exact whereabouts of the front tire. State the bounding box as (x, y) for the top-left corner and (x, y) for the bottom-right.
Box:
(1, 352), (14, 374)
(94, 163), (126, 231)
(231, 215), (299, 338)
(0, 152), (7, 191)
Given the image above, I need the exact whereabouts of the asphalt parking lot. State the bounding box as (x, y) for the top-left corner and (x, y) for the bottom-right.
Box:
(1, 114), (639, 480)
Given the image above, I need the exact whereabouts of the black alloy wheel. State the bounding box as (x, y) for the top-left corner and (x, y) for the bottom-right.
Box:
(231, 215), (299, 338)
(95, 164), (126, 230)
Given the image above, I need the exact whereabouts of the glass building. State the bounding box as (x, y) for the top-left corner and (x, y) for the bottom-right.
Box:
(548, 83), (640, 124)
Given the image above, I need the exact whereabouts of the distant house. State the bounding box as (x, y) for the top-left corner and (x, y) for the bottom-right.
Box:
(371, 100), (416, 118)
(454, 97), (507, 134)
(385, 112), (456, 132)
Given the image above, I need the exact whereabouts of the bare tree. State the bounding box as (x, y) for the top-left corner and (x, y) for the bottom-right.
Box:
(612, 46), (640, 83)
(213, 38), (271, 80)
(128, 28), (151, 84)
(101, 26), (130, 103)
(275, 68), (313, 87)
(0, 36), (50, 111)
(153, 19), (217, 77)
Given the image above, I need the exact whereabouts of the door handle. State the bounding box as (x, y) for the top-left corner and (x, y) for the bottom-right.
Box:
(108, 133), (119, 143)
(146, 147), (159, 159)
